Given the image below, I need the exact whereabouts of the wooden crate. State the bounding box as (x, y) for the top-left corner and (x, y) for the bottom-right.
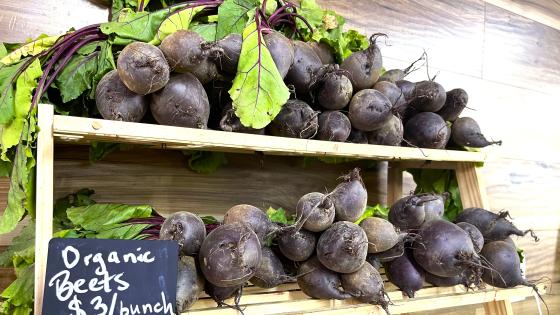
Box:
(34, 104), (543, 314)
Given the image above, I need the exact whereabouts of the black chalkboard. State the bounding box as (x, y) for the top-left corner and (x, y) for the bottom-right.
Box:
(42, 238), (179, 315)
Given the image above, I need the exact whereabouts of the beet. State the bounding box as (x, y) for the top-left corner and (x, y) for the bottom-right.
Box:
(278, 227), (316, 262)
(409, 80), (446, 112)
(425, 272), (464, 287)
(159, 211), (206, 256)
(223, 204), (273, 243)
(341, 35), (383, 91)
(374, 80), (406, 107)
(150, 72), (210, 128)
(437, 88), (468, 122)
(308, 41), (335, 64)
(413, 220), (481, 283)
(293, 192), (335, 232)
(367, 114), (403, 146)
(368, 233), (407, 263)
(331, 168), (368, 222)
(317, 221), (368, 273)
(395, 80), (416, 101)
(418, 193), (445, 222)
(160, 30), (218, 84)
(315, 70), (353, 110)
(250, 247), (291, 288)
(451, 117), (501, 148)
(454, 208), (536, 243)
(95, 70), (148, 122)
(456, 222), (484, 253)
(214, 33), (242, 75)
(285, 41), (322, 99)
(341, 262), (390, 313)
(404, 112), (449, 149)
(316, 111), (351, 142)
(360, 217), (400, 253)
(117, 42), (169, 95)
(204, 282), (243, 308)
(481, 240), (528, 288)
(297, 256), (351, 299)
(268, 99), (318, 138)
(348, 128), (369, 144)
(349, 89), (393, 132)
(199, 223), (262, 287)
(264, 31), (294, 79)
(388, 195), (426, 231)
(386, 250), (425, 298)
(176, 256), (204, 312)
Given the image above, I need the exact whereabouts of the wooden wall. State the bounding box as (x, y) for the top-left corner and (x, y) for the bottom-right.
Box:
(1, 0), (559, 313)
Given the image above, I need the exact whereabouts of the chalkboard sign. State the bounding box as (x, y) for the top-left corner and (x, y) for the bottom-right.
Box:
(42, 238), (179, 315)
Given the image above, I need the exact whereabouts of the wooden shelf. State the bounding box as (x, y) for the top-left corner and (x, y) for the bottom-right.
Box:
(184, 282), (546, 315)
(51, 114), (485, 163)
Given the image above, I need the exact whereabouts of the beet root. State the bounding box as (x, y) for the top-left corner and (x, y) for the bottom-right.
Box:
(150, 72), (210, 128)
(425, 272), (465, 288)
(437, 88), (468, 122)
(317, 221), (368, 273)
(285, 41), (322, 98)
(159, 211), (206, 256)
(264, 31), (294, 79)
(315, 70), (353, 110)
(330, 168), (368, 222)
(204, 282), (243, 308)
(404, 112), (449, 149)
(451, 117), (502, 148)
(316, 111), (351, 142)
(360, 217), (400, 253)
(348, 128), (369, 144)
(413, 220), (481, 282)
(250, 247), (292, 288)
(297, 256), (352, 300)
(349, 89), (393, 132)
(176, 256), (205, 312)
(341, 262), (390, 313)
(418, 193), (445, 222)
(223, 204), (273, 243)
(308, 41), (335, 64)
(160, 30), (218, 84)
(95, 70), (148, 122)
(367, 114), (403, 146)
(456, 222), (484, 253)
(294, 192), (335, 232)
(481, 240), (528, 288)
(368, 233), (407, 263)
(278, 227), (317, 262)
(454, 207), (537, 243)
(386, 250), (425, 298)
(374, 80), (406, 107)
(117, 42), (170, 95)
(214, 33), (242, 75)
(409, 80), (446, 112)
(388, 195), (426, 231)
(199, 222), (262, 287)
(269, 99), (318, 139)
(341, 35), (383, 91)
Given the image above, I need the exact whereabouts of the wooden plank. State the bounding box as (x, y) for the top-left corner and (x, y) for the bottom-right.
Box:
(34, 105), (54, 315)
(456, 162), (490, 209)
(52, 146), (384, 217)
(318, 0), (485, 78)
(483, 299), (513, 315)
(483, 3), (560, 95)
(51, 113), (486, 163)
(484, 0), (560, 31)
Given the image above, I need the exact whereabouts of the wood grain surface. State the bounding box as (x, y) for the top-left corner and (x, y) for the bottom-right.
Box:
(1, 1), (560, 314)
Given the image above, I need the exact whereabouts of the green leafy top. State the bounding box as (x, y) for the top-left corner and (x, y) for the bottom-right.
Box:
(216, 0), (260, 40)
(266, 206), (294, 225)
(354, 204), (390, 224)
(295, 0), (369, 62)
(229, 19), (290, 128)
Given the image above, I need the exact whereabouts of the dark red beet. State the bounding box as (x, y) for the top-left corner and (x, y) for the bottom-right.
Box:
(316, 111), (351, 142)
(268, 99), (318, 139)
(95, 70), (148, 122)
(386, 250), (425, 298)
(285, 41), (322, 99)
(117, 42), (169, 95)
(437, 88), (468, 122)
(349, 89), (392, 132)
(404, 112), (449, 149)
(297, 256), (352, 300)
(409, 80), (446, 112)
(454, 208), (536, 243)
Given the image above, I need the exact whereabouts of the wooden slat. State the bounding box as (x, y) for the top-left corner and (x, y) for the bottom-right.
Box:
(34, 105), (54, 315)
(484, 0), (560, 31)
(483, 299), (514, 315)
(51, 113), (485, 163)
(456, 162), (490, 209)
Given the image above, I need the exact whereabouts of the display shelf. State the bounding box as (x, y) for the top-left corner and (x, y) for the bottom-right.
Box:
(33, 104), (538, 315)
